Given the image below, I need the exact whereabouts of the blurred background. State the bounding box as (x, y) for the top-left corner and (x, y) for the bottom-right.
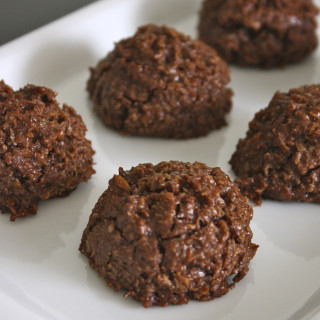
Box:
(0, 0), (97, 45)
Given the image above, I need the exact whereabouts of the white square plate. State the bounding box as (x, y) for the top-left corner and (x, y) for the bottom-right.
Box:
(0, 0), (320, 319)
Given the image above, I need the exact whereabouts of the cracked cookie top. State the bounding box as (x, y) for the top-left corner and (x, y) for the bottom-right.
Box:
(80, 161), (258, 307)
(0, 80), (95, 221)
(199, 0), (319, 68)
(230, 84), (320, 204)
(87, 24), (232, 138)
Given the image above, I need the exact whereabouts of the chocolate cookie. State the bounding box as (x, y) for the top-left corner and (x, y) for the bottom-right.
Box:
(230, 84), (320, 204)
(87, 24), (233, 138)
(199, 0), (319, 68)
(0, 81), (95, 221)
(80, 161), (258, 307)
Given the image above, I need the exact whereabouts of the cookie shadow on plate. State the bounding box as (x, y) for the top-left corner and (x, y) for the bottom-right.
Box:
(254, 202), (320, 259)
(92, 118), (228, 171)
(230, 53), (320, 105)
(0, 179), (96, 263)
(21, 40), (96, 89)
(135, 0), (202, 28)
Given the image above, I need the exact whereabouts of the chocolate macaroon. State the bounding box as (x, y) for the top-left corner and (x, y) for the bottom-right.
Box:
(87, 24), (233, 138)
(199, 0), (319, 68)
(230, 84), (320, 204)
(0, 81), (95, 221)
(80, 161), (258, 307)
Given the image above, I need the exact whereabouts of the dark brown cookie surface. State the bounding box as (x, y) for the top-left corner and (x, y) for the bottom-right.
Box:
(0, 81), (95, 221)
(80, 161), (258, 307)
(230, 84), (320, 204)
(199, 0), (319, 68)
(88, 24), (233, 138)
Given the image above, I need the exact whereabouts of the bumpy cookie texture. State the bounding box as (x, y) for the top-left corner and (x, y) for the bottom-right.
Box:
(199, 0), (319, 68)
(79, 161), (258, 307)
(230, 84), (320, 204)
(0, 81), (95, 221)
(87, 24), (233, 139)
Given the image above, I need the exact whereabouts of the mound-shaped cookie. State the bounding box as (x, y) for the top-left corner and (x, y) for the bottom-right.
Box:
(230, 84), (320, 204)
(79, 161), (258, 307)
(87, 24), (233, 138)
(0, 81), (95, 221)
(199, 0), (319, 68)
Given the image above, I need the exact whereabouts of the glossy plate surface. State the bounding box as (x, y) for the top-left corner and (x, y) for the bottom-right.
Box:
(0, 0), (320, 319)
